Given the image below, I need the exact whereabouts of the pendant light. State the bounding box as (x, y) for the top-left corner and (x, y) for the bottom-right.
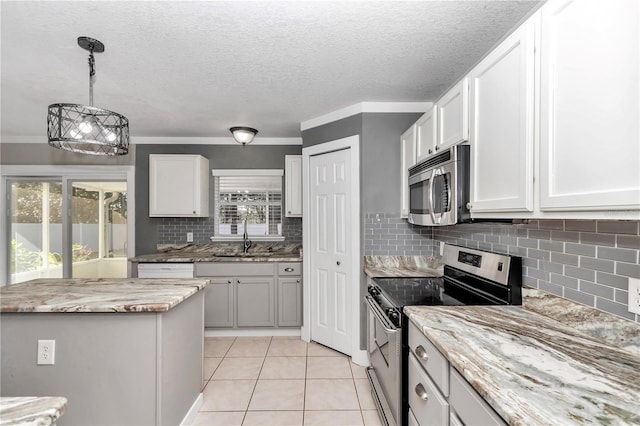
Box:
(47, 37), (129, 156)
(230, 127), (258, 145)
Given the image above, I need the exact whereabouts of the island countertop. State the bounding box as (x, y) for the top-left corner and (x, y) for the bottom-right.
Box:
(0, 278), (210, 313)
(0, 397), (67, 426)
(404, 304), (640, 425)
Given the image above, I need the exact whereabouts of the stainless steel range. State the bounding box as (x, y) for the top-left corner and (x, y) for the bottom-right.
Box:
(365, 244), (522, 426)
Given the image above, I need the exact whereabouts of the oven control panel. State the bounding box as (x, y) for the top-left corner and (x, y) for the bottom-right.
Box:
(458, 251), (482, 268)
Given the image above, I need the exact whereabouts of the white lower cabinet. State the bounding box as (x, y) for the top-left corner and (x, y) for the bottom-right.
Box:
(197, 262), (301, 328)
(408, 322), (506, 426)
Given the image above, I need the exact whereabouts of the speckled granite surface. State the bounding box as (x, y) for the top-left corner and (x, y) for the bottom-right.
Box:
(522, 287), (640, 354)
(405, 305), (640, 426)
(363, 255), (444, 277)
(0, 397), (67, 425)
(0, 278), (209, 313)
(130, 243), (302, 263)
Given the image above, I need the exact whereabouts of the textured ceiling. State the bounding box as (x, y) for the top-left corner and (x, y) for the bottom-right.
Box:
(1, 1), (540, 139)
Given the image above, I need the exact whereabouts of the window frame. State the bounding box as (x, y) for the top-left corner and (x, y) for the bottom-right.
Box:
(210, 169), (285, 242)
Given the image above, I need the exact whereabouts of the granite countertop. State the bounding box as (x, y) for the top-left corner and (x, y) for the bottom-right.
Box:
(130, 243), (302, 263)
(363, 255), (444, 278)
(404, 302), (640, 425)
(0, 278), (209, 313)
(0, 397), (67, 425)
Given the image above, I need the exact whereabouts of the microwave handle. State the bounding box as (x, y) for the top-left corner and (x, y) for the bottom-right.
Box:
(428, 168), (436, 223)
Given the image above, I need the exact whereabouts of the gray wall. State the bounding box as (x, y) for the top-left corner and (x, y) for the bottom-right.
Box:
(0, 143), (135, 165)
(135, 144), (302, 255)
(302, 112), (423, 350)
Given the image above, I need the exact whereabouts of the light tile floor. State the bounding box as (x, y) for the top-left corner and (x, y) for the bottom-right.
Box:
(195, 336), (383, 426)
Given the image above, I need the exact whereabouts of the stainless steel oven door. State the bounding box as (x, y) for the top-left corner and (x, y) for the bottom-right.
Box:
(365, 296), (401, 426)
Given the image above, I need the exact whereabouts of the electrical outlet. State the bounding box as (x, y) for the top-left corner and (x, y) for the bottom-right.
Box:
(628, 278), (640, 315)
(186, 232), (194, 242)
(37, 340), (55, 365)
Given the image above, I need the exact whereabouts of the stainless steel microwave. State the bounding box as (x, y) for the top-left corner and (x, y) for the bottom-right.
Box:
(408, 145), (471, 226)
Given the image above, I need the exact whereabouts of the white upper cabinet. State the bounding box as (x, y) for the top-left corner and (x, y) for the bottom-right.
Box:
(415, 108), (437, 163)
(400, 124), (417, 218)
(285, 155), (303, 217)
(539, 0), (640, 212)
(416, 81), (469, 164)
(469, 16), (536, 213)
(437, 78), (469, 149)
(149, 154), (209, 217)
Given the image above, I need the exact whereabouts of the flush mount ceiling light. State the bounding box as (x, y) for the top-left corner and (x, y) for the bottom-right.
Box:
(47, 37), (129, 156)
(230, 127), (258, 145)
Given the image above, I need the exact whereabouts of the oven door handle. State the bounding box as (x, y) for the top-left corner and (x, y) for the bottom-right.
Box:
(365, 296), (399, 334)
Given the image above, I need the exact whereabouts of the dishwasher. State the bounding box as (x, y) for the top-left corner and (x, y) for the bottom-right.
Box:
(137, 263), (195, 278)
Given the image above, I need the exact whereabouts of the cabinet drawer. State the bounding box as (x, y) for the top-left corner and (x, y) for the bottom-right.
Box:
(409, 322), (449, 397)
(450, 369), (506, 426)
(278, 262), (302, 276)
(408, 353), (449, 425)
(195, 262), (275, 277)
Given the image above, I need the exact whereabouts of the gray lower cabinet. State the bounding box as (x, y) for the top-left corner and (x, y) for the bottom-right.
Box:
(196, 262), (301, 328)
(408, 321), (506, 426)
(278, 277), (302, 326)
(236, 277), (276, 326)
(204, 277), (234, 327)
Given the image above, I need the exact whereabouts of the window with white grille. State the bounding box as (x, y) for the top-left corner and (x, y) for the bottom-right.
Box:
(212, 170), (283, 237)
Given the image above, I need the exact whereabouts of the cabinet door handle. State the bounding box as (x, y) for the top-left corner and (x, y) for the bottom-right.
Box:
(414, 383), (429, 401)
(284, 267), (294, 272)
(227, 280), (232, 284)
(193, 210), (196, 214)
(415, 345), (429, 361)
(336, 261), (341, 266)
(296, 279), (300, 283)
(435, 145), (440, 151)
(428, 148), (433, 154)
(237, 280), (240, 284)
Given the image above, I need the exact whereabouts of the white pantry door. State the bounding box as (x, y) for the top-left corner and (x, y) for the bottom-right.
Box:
(309, 148), (352, 355)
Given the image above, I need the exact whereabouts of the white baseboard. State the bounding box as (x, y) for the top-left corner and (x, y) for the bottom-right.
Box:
(204, 328), (302, 338)
(179, 393), (203, 426)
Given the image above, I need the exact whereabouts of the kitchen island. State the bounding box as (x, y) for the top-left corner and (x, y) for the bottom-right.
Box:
(0, 278), (209, 426)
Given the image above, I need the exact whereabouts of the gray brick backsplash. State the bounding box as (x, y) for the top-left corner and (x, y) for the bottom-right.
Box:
(563, 288), (595, 306)
(565, 220), (597, 232)
(580, 232), (616, 247)
(615, 289), (629, 304)
(617, 234), (640, 249)
(564, 265), (595, 282)
(428, 219), (639, 323)
(579, 257), (615, 273)
(565, 242), (596, 257)
(595, 298), (637, 321)
(596, 272), (629, 290)
(550, 252), (579, 266)
(597, 220), (639, 235)
(616, 262), (640, 279)
(540, 240), (564, 253)
(597, 246), (638, 263)
(579, 281), (614, 300)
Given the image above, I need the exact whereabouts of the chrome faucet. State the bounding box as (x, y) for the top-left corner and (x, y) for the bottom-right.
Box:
(243, 219), (252, 253)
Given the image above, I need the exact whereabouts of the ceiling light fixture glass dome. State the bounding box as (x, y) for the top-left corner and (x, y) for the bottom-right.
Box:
(230, 127), (258, 145)
(47, 37), (129, 156)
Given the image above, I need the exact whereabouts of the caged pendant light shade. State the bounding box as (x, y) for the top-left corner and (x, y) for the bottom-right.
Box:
(47, 37), (129, 156)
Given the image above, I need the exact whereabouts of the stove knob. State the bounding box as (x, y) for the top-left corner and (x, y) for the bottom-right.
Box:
(369, 287), (381, 296)
(386, 308), (400, 323)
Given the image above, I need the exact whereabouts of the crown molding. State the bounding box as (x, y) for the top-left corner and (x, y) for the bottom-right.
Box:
(1, 136), (303, 145)
(300, 102), (433, 131)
